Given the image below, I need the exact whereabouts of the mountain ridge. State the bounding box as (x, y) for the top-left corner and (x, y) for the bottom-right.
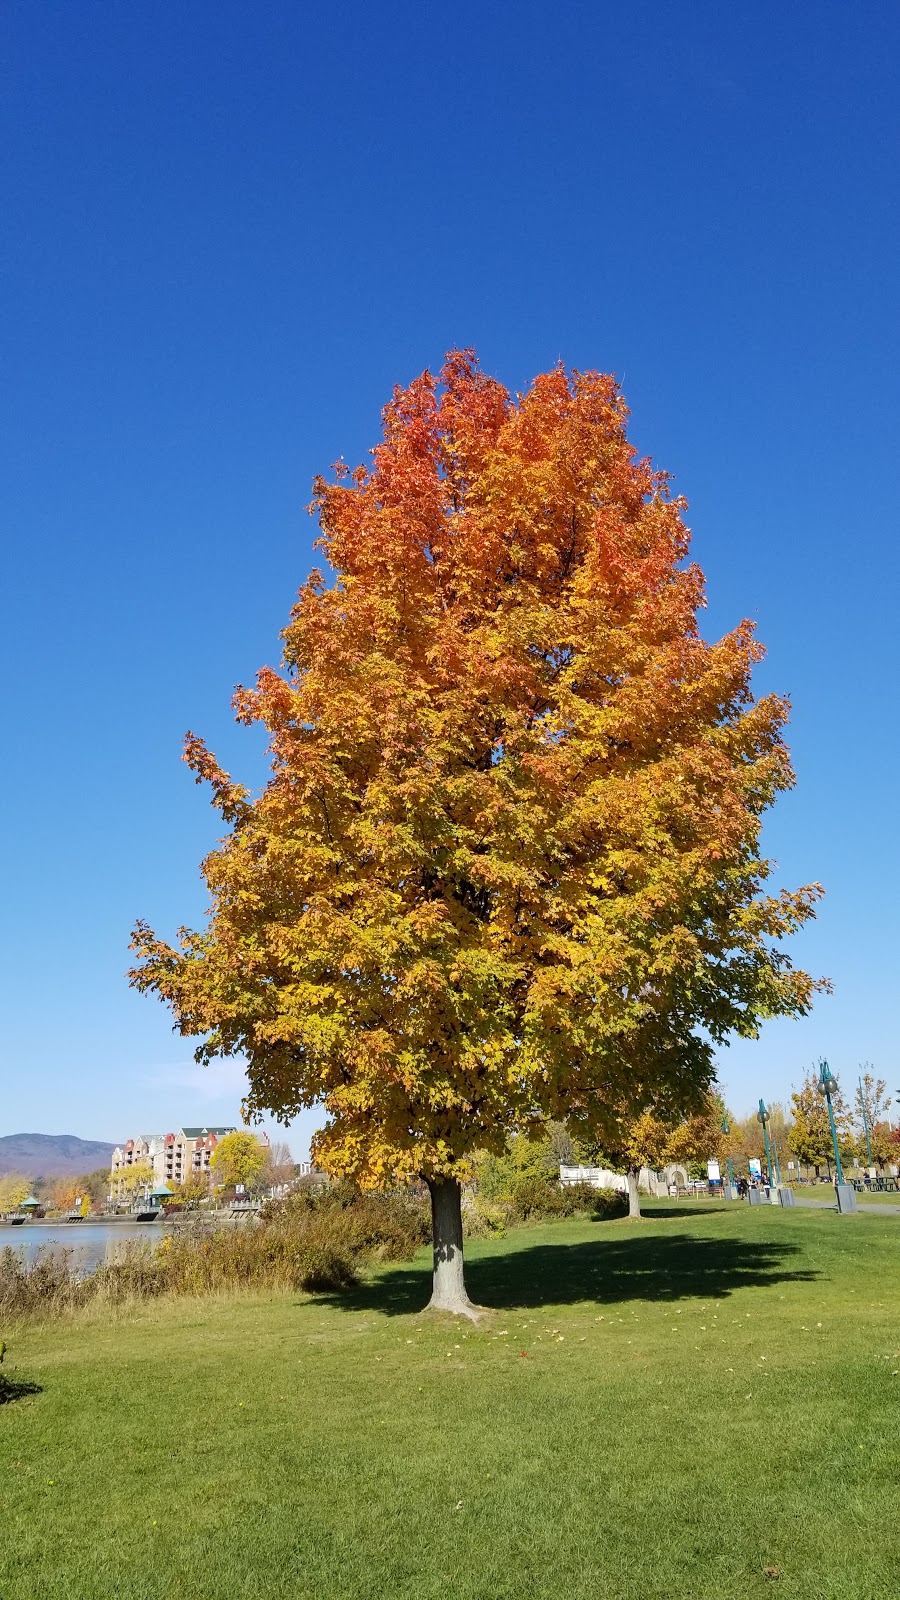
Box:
(0, 1132), (117, 1177)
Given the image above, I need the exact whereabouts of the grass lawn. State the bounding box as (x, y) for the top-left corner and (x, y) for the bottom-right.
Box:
(2, 1202), (898, 1600)
(794, 1185), (900, 1206)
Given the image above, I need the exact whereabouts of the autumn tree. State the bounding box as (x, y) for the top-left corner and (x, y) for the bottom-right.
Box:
(789, 1070), (852, 1177)
(130, 352), (825, 1317)
(619, 1110), (669, 1219)
(175, 1173), (210, 1209)
(868, 1123), (895, 1172)
(113, 1159), (154, 1203)
(0, 1173), (31, 1214)
(725, 1101), (790, 1178)
(664, 1094), (729, 1180)
(79, 1168), (113, 1210)
(45, 1174), (101, 1214)
(729, 1112), (766, 1172)
(210, 1130), (267, 1193)
(45, 1177), (79, 1213)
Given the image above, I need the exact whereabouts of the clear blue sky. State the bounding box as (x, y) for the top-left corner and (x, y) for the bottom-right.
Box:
(2, 1), (898, 1156)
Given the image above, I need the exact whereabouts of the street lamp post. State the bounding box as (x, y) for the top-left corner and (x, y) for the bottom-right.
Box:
(819, 1061), (856, 1214)
(757, 1100), (778, 1203)
(721, 1115), (737, 1197)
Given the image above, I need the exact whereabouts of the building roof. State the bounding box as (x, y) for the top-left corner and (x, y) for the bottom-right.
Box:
(179, 1126), (237, 1139)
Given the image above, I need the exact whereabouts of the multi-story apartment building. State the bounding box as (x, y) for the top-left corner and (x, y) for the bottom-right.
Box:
(110, 1126), (270, 1191)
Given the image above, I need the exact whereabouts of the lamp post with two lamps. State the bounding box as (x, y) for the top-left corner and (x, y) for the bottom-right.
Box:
(819, 1060), (856, 1214)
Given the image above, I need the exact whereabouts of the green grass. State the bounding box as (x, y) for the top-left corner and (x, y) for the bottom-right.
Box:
(2, 1202), (898, 1600)
(795, 1184), (900, 1205)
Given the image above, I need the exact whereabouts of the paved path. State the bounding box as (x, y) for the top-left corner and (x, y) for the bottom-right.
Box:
(794, 1196), (900, 1217)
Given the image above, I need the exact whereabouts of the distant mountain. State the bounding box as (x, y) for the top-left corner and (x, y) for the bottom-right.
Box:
(0, 1133), (116, 1178)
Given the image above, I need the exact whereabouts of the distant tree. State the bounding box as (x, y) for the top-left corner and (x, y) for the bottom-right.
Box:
(789, 1070), (853, 1177)
(730, 1113), (765, 1172)
(45, 1177), (79, 1213)
(0, 1173), (31, 1213)
(572, 1104), (672, 1217)
(664, 1095), (727, 1180)
(854, 1069), (892, 1169)
(210, 1131), (267, 1193)
(267, 1139), (295, 1191)
(543, 1120), (575, 1169)
(868, 1122), (895, 1171)
(80, 1168), (112, 1209)
(175, 1173), (210, 1209)
(718, 1107), (745, 1176)
(619, 1111), (669, 1219)
(45, 1174), (101, 1214)
(114, 1159), (154, 1202)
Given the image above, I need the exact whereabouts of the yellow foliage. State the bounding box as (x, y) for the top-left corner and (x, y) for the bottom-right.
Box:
(210, 1131), (267, 1191)
(130, 353), (825, 1188)
(0, 1173), (31, 1213)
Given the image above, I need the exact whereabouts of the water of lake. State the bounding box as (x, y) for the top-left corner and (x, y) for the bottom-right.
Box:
(0, 1219), (171, 1272)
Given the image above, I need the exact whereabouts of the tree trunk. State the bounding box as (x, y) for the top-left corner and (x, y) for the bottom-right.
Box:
(426, 1177), (481, 1319)
(626, 1168), (641, 1220)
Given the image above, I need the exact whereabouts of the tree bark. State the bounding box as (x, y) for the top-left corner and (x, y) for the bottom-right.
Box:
(426, 1177), (481, 1319)
(626, 1168), (642, 1220)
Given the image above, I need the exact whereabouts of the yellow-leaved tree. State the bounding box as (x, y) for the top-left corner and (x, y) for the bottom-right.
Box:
(210, 1130), (268, 1194)
(130, 352), (825, 1316)
(0, 1173), (31, 1214)
(113, 1159), (153, 1204)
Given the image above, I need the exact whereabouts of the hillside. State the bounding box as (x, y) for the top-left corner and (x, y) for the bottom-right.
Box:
(0, 1133), (116, 1178)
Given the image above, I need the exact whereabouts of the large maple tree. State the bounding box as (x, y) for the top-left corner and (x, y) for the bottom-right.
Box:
(130, 351), (825, 1314)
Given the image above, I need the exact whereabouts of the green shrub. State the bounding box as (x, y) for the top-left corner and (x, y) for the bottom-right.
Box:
(472, 1174), (628, 1227)
(506, 1173), (570, 1220)
(461, 1197), (507, 1238)
(588, 1187), (628, 1220)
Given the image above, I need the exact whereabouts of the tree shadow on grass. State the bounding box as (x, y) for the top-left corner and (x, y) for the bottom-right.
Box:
(638, 1204), (730, 1219)
(0, 1374), (42, 1404)
(314, 1230), (818, 1319)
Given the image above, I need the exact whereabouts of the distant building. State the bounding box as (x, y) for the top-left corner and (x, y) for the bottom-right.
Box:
(110, 1126), (270, 1191)
(559, 1162), (689, 1196)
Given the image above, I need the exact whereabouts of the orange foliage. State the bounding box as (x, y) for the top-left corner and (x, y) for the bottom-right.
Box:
(131, 352), (825, 1186)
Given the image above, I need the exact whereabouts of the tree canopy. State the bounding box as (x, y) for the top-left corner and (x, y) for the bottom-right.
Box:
(854, 1069), (892, 1166)
(210, 1130), (268, 1192)
(789, 1069), (853, 1172)
(0, 1173), (31, 1213)
(130, 351), (825, 1307)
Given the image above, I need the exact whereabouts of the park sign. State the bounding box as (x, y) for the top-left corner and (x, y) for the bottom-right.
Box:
(749, 1158), (762, 1177)
(707, 1160), (720, 1182)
